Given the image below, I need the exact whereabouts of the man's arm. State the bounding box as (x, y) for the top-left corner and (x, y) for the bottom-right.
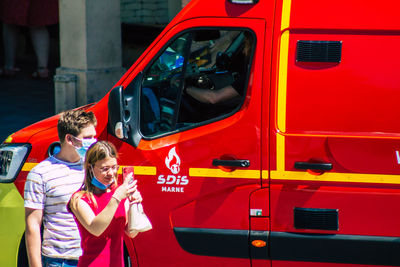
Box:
(25, 208), (43, 267)
(186, 85), (239, 104)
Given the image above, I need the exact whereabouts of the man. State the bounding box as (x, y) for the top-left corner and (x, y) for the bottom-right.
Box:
(183, 31), (253, 122)
(185, 32), (252, 105)
(24, 109), (97, 267)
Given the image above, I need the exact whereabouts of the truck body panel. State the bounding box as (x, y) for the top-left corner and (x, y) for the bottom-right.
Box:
(2, 0), (400, 266)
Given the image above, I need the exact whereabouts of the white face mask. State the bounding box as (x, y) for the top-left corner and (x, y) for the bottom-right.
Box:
(72, 137), (97, 159)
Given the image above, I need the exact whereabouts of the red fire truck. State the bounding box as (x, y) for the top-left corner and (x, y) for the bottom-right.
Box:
(2, 0), (400, 266)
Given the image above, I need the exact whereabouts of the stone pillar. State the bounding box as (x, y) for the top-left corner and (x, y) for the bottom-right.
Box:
(54, 74), (77, 112)
(181, 0), (191, 8)
(168, 0), (182, 22)
(55, 0), (125, 112)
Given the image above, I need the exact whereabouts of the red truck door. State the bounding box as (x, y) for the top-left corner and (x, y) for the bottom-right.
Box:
(108, 17), (268, 266)
(269, 1), (400, 266)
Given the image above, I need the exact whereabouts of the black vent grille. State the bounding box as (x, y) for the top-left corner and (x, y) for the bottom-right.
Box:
(296, 40), (342, 62)
(294, 207), (338, 231)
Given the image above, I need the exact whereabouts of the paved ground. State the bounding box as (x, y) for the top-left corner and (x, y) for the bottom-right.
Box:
(0, 62), (55, 143)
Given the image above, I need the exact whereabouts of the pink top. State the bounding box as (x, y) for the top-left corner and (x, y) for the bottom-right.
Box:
(74, 189), (126, 267)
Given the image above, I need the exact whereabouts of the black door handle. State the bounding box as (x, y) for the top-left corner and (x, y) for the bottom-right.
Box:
(294, 162), (332, 171)
(212, 159), (250, 168)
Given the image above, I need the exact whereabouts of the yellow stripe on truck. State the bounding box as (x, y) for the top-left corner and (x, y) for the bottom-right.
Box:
(271, 170), (400, 185)
(276, 0), (291, 174)
(21, 162), (37, 172)
(277, 0), (292, 132)
(281, 0), (292, 31)
(118, 166), (157, 175)
(189, 168), (260, 179)
(277, 31), (290, 134)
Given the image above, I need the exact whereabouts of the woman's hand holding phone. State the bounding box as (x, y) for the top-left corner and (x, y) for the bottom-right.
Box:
(113, 167), (136, 201)
(122, 167), (142, 204)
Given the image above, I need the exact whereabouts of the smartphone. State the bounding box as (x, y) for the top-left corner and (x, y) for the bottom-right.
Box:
(122, 166), (135, 184)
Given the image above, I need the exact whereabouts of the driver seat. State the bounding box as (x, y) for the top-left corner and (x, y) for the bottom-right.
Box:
(141, 87), (160, 135)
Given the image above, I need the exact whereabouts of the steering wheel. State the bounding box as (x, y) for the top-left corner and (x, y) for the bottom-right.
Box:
(187, 62), (200, 75)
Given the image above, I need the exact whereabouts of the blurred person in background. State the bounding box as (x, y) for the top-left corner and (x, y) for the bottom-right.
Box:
(0, 0), (58, 78)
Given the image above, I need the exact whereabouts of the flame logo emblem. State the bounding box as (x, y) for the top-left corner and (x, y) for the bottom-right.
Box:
(165, 147), (181, 174)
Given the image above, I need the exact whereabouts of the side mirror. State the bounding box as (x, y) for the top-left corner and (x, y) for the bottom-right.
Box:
(108, 86), (126, 139)
(108, 73), (143, 147)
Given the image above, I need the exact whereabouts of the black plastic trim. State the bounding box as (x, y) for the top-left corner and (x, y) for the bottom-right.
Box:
(124, 73), (143, 147)
(270, 232), (400, 266)
(174, 227), (400, 265)
(173, 227), (249, 258)
(108, 86), (127, 138)
(294, 207), (338, 231)
(294, 162), (332, 170)
(17, 233), (28, 267)
(250, 230), (269, 259)
(212, 159), (250, 167)
(228, 0), (259, 4)
(297, 40), (342, 62)
(108, 73), (143, 148)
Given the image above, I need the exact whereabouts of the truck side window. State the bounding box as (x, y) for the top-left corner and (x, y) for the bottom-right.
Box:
(140, 29), (254, 137)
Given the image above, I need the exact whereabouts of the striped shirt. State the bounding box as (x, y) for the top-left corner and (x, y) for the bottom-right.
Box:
(24, 156), (84, 259)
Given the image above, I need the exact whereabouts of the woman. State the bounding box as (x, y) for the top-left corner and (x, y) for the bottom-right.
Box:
(69, 141), (141, 267)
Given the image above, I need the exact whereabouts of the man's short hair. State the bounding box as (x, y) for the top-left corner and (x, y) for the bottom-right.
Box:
(57, 110), (97, 143)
